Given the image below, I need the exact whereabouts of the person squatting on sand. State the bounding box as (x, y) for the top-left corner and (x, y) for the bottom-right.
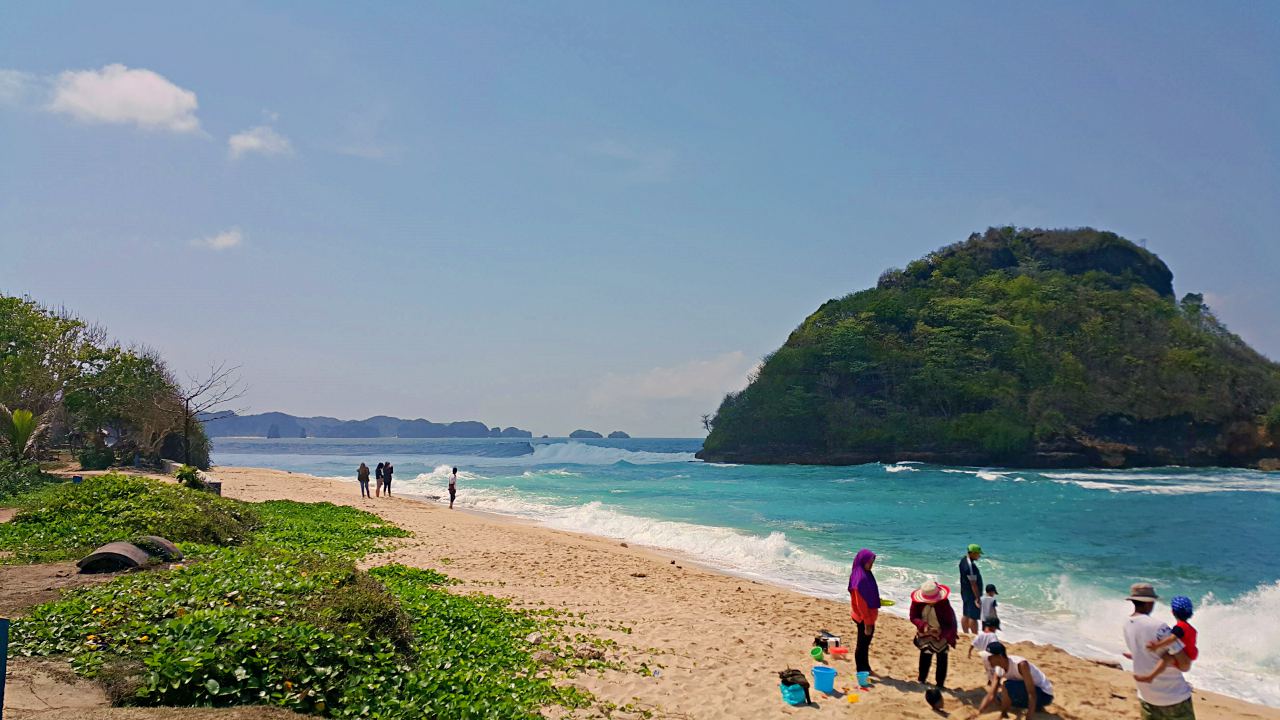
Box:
(959, 543), (984, 634)
(978, 640), (1055, 716)
(356, 462), (371, 498)
(1124, 583), (1197, 720)
(847, 548), (880, 676)
(910, 580), (957, 689)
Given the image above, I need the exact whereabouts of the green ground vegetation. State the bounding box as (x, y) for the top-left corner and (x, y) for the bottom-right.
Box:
(8, 475), (603, 718)
(703, 227), (1280, 463)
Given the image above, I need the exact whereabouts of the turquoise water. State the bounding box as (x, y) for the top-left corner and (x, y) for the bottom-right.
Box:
(213, 437), (1280, 706)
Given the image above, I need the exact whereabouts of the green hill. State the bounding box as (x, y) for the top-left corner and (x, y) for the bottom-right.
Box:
(699, 227), (1280, 469)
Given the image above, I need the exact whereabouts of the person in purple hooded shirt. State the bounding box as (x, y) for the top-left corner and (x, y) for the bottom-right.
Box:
(848, 548), (880, 675)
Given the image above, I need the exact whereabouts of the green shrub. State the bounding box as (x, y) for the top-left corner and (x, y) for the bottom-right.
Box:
(173, 464), (203, 489)
(78, 446), (115, 470)
(0, 473), (257, 564)
(1265, 403), (1280, 433)
(0, 459), (57, 502)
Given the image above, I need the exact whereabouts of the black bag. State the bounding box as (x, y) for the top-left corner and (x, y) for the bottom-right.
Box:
(778, 668), (812, 704)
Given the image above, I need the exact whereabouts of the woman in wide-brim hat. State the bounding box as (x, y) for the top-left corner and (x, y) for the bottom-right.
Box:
(910, 580), (958, 689)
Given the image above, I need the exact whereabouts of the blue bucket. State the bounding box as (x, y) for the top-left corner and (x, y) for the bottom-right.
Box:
(779, 682), (807, 705)
(812, 665), (837, 694)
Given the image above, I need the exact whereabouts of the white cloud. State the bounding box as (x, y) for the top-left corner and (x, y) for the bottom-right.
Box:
(191, 227), (243, 251)
(48, 64), (199, 132)
(0, 69), (35, 105)
(229, 125), (293, 159)
(583, 139), (675, 183)
(585, 351), (757, 436)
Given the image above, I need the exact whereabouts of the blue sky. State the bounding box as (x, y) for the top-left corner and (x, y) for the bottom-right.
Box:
(2, 2), (1278, 437)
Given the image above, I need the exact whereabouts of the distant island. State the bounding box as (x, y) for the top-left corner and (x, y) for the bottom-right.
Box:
(699, 227), (1280, 469)
(569, 429), (604, 439)
(203, 412), (533, 439)
(607, 431), (631, 439)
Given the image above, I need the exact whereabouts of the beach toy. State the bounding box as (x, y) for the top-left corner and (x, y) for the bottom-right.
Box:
(830, 646), (849, 660)
(880, 599), (896, 607)
(810, 646), (824, 660)
(856, 670), (871, 688)
(846, 692), (860, 704)
(812, 666), (837, 695)
(779, 682), (807, 706)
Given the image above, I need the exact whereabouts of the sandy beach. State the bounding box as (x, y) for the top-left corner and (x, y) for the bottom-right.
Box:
(194, 466), (1277, 720)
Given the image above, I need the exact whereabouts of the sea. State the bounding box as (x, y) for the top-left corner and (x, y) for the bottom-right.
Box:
(212, 436), (1280, 707)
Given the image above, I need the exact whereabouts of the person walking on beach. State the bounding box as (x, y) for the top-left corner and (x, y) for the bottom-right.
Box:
(375, 462), (385, 498)
(910, 580), (958, 689)
(847, 548), (880, 677)
(357, 462), (371, 498)
(977, 641), (1055, 716)
(382, 461), (394, 495)
(1123, 583), (1195, 720)
(448, 467), (459, 509)
(959, 544), (983, 634)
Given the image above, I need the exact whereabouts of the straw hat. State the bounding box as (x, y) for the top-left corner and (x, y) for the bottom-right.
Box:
(911, 580), (951, 604)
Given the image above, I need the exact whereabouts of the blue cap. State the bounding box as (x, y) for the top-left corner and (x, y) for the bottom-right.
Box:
(1171, 595), (1194, 619)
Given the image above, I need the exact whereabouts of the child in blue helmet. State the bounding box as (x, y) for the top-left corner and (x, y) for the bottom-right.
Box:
(1134, 595), (1198, 683)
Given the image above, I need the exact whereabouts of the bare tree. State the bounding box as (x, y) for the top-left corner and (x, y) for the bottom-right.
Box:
(175, 363), (247, 465)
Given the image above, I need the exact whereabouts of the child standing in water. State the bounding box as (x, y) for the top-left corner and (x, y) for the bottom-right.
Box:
(1134, 595), (1199, 682)
(981, 584), (999, 626)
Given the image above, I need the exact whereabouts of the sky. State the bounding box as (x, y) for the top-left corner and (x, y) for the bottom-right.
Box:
(2, 2), (1278, 437)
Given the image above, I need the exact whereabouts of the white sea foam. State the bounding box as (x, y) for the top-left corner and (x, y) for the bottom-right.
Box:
(1042, 472), (1280, 495)
(883, 463), (919, 473)
(515, 442), (696, 466)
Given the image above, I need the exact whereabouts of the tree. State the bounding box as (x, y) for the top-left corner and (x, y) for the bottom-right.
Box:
(175, 363), (246, 466)
(0, 296), (105, 414)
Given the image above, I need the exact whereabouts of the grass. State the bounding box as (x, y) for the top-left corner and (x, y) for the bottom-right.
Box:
(8, 474), (602, 718)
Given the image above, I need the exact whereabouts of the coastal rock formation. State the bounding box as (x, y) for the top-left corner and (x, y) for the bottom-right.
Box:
(569, 429), (604, 439)
(201, 412), (530, 439)
(699, 227), (1280, 469)
(607, 431), (631, 439)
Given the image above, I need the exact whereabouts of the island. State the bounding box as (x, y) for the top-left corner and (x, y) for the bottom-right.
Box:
(698, 227), (1280, 469)
(607, 431), (631, 439)
(202, 412), (533, 440)
(569, 429), (604, 439)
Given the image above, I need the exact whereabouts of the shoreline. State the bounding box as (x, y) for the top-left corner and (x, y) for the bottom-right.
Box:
(209, 465), (1279, 719)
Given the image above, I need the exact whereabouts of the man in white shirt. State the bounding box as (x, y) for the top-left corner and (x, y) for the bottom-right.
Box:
(977, 641), (1054, 716)
(1123, 582), (1195, 720)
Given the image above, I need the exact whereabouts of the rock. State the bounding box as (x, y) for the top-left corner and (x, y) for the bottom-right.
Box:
(620, 542), (628, 547)
(607, 430), (631, 439)
(532, 650), (558, 665)
(574, 646), (605, 661)
(525, 632), (544, 645)
(630, 573), (647, 578)
(569, 429), (603, 439)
